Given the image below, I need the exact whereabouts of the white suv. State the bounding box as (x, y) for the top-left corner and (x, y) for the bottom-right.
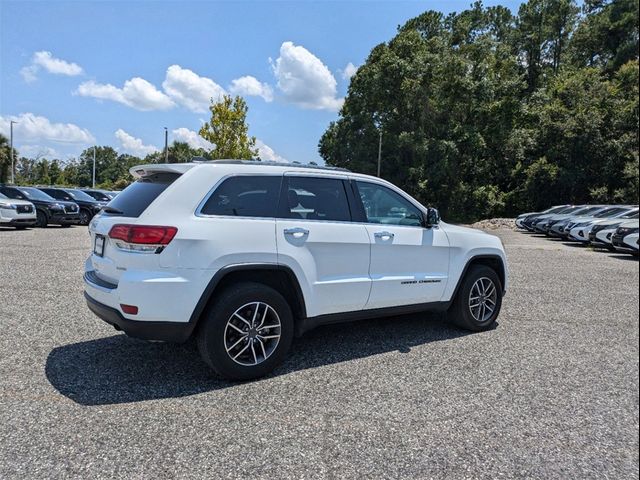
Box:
(84, 161), (508, 380)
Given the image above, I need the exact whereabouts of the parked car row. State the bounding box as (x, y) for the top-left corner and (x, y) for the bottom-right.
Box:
(516, 204), (639, 256)
(0, 185), (119, 229)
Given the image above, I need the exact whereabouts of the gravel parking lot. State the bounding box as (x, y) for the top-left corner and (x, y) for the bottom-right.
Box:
(0, 225), (638, 479)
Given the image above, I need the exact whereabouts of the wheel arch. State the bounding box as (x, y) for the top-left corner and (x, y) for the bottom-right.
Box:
(450, 255), (506, 302)
(188, 264), (307, 338)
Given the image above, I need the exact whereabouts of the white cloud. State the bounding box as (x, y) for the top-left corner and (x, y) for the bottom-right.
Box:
(75, 77), (174, 111)
(115, 129), (159, 157)
(172, 127), (214, 150)
(20, 66), (39, 83)
(162, 65), (226, 113)
(270, 41), (343, 111)
(20, 51), (83, 82)
(229, 76), (273, 102)
(0, 113), (94, 144)
(17, 145), (59, 158)
(255, 139), (288, 163)
(341, 62), (358, 80)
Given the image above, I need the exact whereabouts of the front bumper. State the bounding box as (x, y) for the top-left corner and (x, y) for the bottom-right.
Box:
(85, 292), (194, 342)
(0, 217), (37, 227)
(50, 212), (80, 224)
(568, 227), (590, 242)
(612, 233), (638, 253)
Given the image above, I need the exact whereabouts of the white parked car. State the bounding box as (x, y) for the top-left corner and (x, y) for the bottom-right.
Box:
(611, 220), (639, 255)
(84, 161), (508, 380)
(0, 191), (36, 229)
(588, 209), (639, 248)
(566, 206), (638, 242)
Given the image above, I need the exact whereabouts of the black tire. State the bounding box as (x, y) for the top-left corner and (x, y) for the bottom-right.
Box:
(79, 208), (91, 226)
(448, 264), (502, 332)
(197, 282), (294, 381)
(35, 209), (48, 228)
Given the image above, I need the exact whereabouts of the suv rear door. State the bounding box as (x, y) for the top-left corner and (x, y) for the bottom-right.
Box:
(88, 172), (181, 284)
(275, 174), (371, 317)
(352, 179), (450, 309)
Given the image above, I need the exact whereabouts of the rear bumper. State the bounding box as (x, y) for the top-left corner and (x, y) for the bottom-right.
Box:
(85, 292), (194, 342)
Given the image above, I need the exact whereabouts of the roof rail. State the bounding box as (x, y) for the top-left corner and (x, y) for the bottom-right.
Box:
(190, 158), (350, 172)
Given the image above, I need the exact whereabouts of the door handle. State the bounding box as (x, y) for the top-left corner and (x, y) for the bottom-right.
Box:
(374, 231), (394, 239)
(284, 227), (309, 238)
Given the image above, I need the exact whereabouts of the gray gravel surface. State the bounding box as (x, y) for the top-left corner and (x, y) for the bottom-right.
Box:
(0, 226), (638, 479)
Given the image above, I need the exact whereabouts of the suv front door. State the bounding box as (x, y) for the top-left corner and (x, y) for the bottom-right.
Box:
(276, 174), (371, 317)
(352, 180), (450, 309)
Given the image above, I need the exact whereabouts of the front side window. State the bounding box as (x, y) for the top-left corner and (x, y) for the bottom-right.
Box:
(355, 181), (423, 227)
(283, 176), (351, 222)
(201, 175), (281, 217)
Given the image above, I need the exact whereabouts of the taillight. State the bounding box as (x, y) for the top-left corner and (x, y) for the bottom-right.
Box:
(108, 224), (177, 253)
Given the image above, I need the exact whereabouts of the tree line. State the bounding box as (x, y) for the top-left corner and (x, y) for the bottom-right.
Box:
(0, 95), (258, 190)
(319, 0), (639, 221)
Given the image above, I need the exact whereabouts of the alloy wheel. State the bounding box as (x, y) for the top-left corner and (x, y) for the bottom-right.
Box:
(468, 277), (497, 323)
(224, 302), (281, 366)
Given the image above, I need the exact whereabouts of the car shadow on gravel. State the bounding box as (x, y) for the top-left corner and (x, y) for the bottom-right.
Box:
(46, 313), (471, 406)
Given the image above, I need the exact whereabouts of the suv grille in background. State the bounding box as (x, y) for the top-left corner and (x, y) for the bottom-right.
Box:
(65, 204), (78, 213)
(16, 205), (33, 214)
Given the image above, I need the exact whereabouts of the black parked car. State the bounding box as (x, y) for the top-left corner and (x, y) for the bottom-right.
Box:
(0, 185), (80, 227)
(81, 189), (112, 202)
(39, 187), (107, 225)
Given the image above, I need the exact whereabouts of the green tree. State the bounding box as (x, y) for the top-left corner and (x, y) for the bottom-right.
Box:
(0, 134), (18, 183)
(199, 95), (259, 160)
(319, 2), (639, 221)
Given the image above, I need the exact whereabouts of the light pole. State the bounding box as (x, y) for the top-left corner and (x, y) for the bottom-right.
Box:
(92, 146), (96, 188)
(377, 129), (382, 178)
(10, 121), (17, 183)
(164, 127), (169, 163)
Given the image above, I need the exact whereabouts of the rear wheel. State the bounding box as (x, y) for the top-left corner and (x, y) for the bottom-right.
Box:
(197, 282), (294, 380)
(35, 210), (48, 228)
(448, 265), (502, 331)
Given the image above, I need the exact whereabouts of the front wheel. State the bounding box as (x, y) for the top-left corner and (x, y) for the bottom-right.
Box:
(448, 265), (502, 331)
(79, 209), (91, 225)
(197, 282), (294, 380)
(35, 210), (48, 228)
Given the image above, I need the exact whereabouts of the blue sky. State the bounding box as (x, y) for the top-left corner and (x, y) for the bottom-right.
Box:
(1, 0), (524, 164)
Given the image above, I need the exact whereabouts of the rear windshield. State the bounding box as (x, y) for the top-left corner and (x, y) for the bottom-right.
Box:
(103, 172), (179, 217)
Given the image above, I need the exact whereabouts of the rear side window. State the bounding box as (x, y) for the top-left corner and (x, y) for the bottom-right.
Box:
(105, 172), (180, 217)
(283, 176), (351, 222)
(200, 175), (281, 217)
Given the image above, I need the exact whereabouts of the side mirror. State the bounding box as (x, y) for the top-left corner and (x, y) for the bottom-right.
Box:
(424, 207), (440, 228)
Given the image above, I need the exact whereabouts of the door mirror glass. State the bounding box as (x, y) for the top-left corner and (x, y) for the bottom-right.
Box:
(425, 208), (440, 227)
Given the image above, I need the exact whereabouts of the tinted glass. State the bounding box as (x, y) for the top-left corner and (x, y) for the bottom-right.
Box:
(0, 192), (8, 199)
(67, 189), (98, 202)
(18, 187), (56, 201)
(356, 181), (423, 226)
(43, 189), (72, 201)
(105, 172), (180, 217)
(201, 176), (281, 217)
(545, 205), (569, 214)
(284, 176), (350, 222)
(84, 190), (111, 201)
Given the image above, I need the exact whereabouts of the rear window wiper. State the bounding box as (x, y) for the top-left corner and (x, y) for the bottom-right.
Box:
(101, 206), (124, 215)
